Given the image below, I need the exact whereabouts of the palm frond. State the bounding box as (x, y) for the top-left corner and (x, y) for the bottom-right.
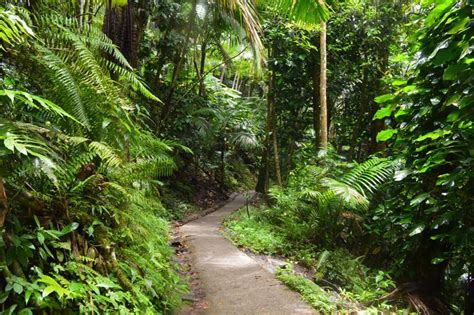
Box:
(340, 158), (397, 197)
(321, 178), (369, 210)
(215, 0), (264, 66)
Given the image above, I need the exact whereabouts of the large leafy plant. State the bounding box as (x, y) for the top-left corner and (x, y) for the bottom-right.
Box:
(0, 3), (186, 313)
(373, 0), (473, 311)
(268, 155), (397, 248)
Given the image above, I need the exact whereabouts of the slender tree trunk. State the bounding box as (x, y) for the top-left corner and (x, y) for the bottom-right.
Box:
(269, 67), (282, 186)
(256, 87), (273, 194)
(318, 20), (328, 150)
(255, 144), (269, 193)
(220, 67), (226, 83)
(312, 53), (320, 151)
(0, 176), (9, 229)
(199, 40), (207, 96)
(370, 33), (389, 154)
(349, 69), (369, 160)
(219, 137), (225, 186)
(255, 71), (274, 193)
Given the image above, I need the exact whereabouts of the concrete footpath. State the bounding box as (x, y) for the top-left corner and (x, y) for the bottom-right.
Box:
(178, 193), (316, 315)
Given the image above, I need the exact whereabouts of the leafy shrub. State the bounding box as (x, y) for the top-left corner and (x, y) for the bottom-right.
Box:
(0, 6), (185, 313)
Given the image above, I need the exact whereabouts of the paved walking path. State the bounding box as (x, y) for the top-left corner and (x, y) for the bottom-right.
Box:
(178, 193), (316, 315)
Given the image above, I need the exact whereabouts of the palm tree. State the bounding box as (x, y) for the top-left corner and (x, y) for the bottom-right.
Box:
(102, 0), (264, 69)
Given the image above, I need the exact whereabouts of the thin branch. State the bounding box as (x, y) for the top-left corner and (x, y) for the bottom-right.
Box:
(180, 45), (249, 99)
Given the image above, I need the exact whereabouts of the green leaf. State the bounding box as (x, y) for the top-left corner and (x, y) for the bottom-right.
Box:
(0, 292), (9, 303)
(394, 169), (411, 181)
(415, 130), (451, 142)
(60, 222), (79, 235)
(447, 16), (469, 34)
(37, 232), (45, 245)
(431, 257), (446, 264)
(376, 129), (397, 142)
(409, 224), (425, 237)
(446, 111), (459, 122)
(443, 63), (468, 81)
(391, 79), (407, 87)
(425, 0), (455, 28)
(24, 290), (32, 304)
(374, 94), (395, 104)
(42, 286), (55, 298)
(410, 193), (430, 207)
(4, 137), (15, 152)
(13, 283), (23, 294)
(373, 106), (392, 120)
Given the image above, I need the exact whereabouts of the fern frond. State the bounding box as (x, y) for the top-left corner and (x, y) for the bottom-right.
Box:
(89, 141), (122, 167)
(0, 5), (34, 50)
(0, 89), (80, 123)
(321, 178), (369, 210)
(36, 45), (91, 127)
(340, 158), (397, 197)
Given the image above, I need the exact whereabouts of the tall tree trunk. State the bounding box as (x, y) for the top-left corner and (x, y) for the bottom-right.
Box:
(369, 28), (390, 154)
(318, 20), (328, 150)
(103, 1), (148, 68)
(255, 85), (273, 194)
(312, 53), (320, 151)
(269, 66), (282, 186)
(349, 69), (369, 160)
(255, 132), (270, 194)
(199, 40), (207, 96)
(219, 137), (226, 186)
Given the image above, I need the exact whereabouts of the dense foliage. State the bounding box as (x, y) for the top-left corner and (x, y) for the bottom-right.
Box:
(1, 0), (472, 313)
(228, 0), (472, 314)
(0, 3), (185, 313)
(373, 0), (473, 311)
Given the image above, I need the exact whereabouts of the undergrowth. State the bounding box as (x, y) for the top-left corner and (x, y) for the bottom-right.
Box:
(224, 205), (402, 312)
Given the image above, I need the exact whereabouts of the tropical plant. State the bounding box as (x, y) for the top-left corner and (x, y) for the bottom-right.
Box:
(372, 0), (473, 311)
(0, 3), (186, 313)
(268, 155), (398, 248)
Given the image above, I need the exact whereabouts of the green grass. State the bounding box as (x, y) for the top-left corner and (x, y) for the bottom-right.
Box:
(276, 265), (337, 312)
(223, 207), (287, 255)
(224, 206), (408, 313)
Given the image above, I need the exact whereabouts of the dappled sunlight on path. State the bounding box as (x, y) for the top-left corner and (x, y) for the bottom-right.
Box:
(179, 193), (315, 315)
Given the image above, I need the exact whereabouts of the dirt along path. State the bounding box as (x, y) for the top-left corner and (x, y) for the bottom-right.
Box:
(178, 192), (316, 315)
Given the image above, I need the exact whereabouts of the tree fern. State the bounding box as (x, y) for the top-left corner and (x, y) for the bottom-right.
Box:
(319, 158), (399, 212)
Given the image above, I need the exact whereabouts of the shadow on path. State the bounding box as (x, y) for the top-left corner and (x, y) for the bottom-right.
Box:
(178, 192), (315, 315)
